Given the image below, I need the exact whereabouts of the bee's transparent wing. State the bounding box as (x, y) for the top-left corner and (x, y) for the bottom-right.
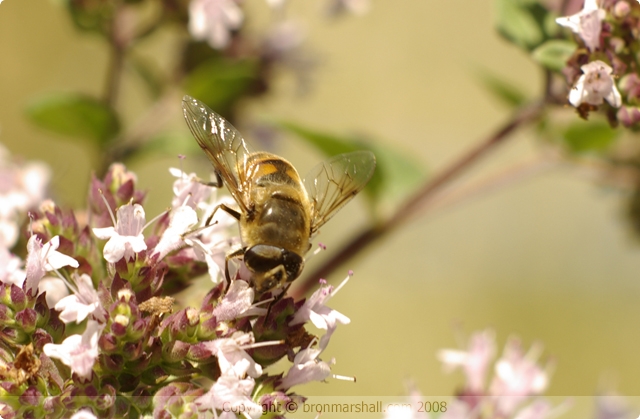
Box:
(303, 151), (376, 235)
(182, 95), (253, 212)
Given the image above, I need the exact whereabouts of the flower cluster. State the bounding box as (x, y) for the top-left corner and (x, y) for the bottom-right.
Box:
(435, 329), (560, 419)
(188, 0), (371, 50)
(381, 330), (562, 419)
(555, 0), (640, 125)
(0, 153), (353, 418)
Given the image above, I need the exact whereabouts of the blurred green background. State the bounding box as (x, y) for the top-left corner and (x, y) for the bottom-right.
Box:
(1, 0), (640, 407)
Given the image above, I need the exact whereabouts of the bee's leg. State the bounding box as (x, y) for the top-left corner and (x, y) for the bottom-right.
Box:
(205, 203), (241, 227)
(264, 282), (291, 319)
(204, 172), (224, 188)
(224, 247), (246, 293)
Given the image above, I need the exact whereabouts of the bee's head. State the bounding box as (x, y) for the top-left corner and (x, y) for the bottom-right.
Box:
(244, 244), (304, 294)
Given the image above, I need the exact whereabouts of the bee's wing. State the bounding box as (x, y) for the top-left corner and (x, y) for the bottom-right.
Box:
(182, 95), (253, 212)
(303, 151), (376, 235)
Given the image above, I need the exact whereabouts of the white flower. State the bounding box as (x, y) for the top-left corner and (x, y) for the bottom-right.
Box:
(24, 235), (79, 296)
(38, 276), (69, 308)
(188, 0), (243, 49)
(93, 203), (147, 263)
(265, 0), (285, 8)
(70, 409), (98, 419)
(278, 346), (333, 389)
(183, 195), (238, 283)
(55, 274), (105, 324)
(489, 338), (550, 415)
(169, 168), (212, 210)
(0, 247), (25, 287)
(43, 320), (104, 380)
(437, 329), (496, 393)
(0, 148), (50, 248)
(153, 205), (199, 261)
(205, 331), (263, 378)
(555, 0), (605, 51)
(213, 280), (267, 321)
(383, 386), (429, 419)
(185, 236), (225, 283)
(196, 375), (262, 419)
(569, 60), (622, 108)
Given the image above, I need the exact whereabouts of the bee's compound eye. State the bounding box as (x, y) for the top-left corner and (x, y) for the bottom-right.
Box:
(244, 245), (283, 272)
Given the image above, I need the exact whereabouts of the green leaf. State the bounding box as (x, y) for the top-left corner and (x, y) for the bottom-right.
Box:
(495, 0), (554, 51)
(184, 59), (259, 113)
(368, 142), (425, 212)
(532, 40), (576, 71)
(476, 68), (528, 108)
(277, 121), (361, 156)
(26, 93), (120, 146)
(562, 121), (619, 153)
(277, 121), (426, 214)
(495, 0), (543, 50)
(64, 0), (113, 34)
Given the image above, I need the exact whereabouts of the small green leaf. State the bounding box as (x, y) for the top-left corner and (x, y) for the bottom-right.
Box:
(64, 0), (114, 34)
(368, 142), (425, 212)
(495, 0), (544, 50)
(532, 40), (576, 71)
(184, 59), (259, 113)
(476, 68), (528, 108)
(562, 121), (619, 153)
(26, 93), (120, 146)
(277, 121), (361, 156)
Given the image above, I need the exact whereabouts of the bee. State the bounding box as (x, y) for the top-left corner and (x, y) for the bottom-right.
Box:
(182, 95), (376, 294)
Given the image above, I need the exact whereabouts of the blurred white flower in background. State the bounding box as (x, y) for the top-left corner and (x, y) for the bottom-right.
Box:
(188, 0), (243, 49)
(0, 144), (50, 249)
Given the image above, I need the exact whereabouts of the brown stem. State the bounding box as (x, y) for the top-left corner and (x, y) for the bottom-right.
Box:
(104, 15), (126, 110)
(99, 6), (128, 177)
(291, 101), (545, 298)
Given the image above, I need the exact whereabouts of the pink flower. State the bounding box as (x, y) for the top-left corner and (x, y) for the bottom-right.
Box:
(289, 277), (350, 350)
(278, 346), (333, 389)
(169, 168), (212, 210)
(24, 235), (79, 296)
(205, 331), (263, 378)
(93, 203), (147, 263)
(213, 280), (267, 321)
(489, 338), (550, 415)
(437, 329), (496, 393)
(153, 205), (199, 261)
(196, 375), (262, 418)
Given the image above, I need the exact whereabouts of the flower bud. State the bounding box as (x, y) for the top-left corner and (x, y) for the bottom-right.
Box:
(613, 1), (630, 18)
(163, 340), (190, 363)
(15, 308), (38, 333)
(19, 386), (42, 407)
(617, 106), (640, 127)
